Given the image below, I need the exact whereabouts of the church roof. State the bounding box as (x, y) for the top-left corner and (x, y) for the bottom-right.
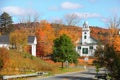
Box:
(83, 21), (88, 25)
(90, 37), (99, 43)
(83, 21), (89, 28)
(76, 36), (98, 45)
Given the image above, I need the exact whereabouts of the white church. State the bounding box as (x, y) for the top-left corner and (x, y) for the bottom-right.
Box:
(76, 21), (98, 56)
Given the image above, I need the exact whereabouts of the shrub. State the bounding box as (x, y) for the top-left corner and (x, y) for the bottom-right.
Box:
(0, 48), (9, 70)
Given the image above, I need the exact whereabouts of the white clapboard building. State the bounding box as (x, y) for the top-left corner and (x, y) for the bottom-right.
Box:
(76, 21), (98, 56)
(0, 35), (37, 56)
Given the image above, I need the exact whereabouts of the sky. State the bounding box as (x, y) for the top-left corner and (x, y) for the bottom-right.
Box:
(0, 0), (120, 28)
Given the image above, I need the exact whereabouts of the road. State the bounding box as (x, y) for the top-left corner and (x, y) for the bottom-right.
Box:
(34, 68), (97, 80)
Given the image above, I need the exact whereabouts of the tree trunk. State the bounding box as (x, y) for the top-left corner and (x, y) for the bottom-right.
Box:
(61, 62), (64, 68)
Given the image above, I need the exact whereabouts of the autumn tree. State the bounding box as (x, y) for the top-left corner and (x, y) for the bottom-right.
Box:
(113, 35), (120, 52)
(52, 34), (79, 68)
(51, 23), (63, 37)
(94, 15), (120, 79)
(18, 14), (40, 35)
(35, 20), (55, 57)
(107, 15), (120, 53)
(10, 29), (28, 52)
(0, 48), (9, 70)
(35, 28), (45, 57)
(107, 15), (120, 45)
(58, 26), (81, 45)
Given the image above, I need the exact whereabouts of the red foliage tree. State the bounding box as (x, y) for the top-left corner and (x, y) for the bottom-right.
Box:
(35, 20), (55, 57)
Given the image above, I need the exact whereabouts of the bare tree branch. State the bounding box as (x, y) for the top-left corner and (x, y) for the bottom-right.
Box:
(64, 13), (81, 26)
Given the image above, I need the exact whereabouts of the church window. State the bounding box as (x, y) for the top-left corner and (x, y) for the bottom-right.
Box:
(84, 36), (86, 39)
(82, 48), (88, 54)
(78, 46), (81, 49)
(89, 46), (93, 49)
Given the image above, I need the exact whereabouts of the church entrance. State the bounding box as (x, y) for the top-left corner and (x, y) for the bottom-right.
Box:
(82, 48), (88, 54)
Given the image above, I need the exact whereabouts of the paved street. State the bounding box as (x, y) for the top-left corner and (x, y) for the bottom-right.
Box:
(34, 68), (97, 80)
(27, 67), (107, 80)
(27, 67), (108, 80)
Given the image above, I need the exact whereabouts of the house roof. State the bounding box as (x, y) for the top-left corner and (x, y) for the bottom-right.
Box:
(0, 35), (36, 44)
(90, 37), (99, 43)
(28, 36), (36, 44)
(0, 35), (9, 44)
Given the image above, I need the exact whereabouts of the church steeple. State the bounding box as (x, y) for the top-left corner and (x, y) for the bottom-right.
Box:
(83, 21), (89, 28)
(82, 21), (90, 44)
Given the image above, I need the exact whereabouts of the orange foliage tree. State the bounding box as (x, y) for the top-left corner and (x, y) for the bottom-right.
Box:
(35, 20), (55, 57)
(108, 28), (118, 45)
(58, 26), (81, 45)
(0, 48), (9, 71)
(113, 35), (120, 52)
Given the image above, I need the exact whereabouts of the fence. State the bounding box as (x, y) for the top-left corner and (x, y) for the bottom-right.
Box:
(2, 72), (48, 80)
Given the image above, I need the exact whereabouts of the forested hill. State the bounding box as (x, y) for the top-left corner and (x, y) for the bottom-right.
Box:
(90, 26), (109, 44)
(1, 21), (109, 57)
(51, 23), (109, 44)
(14, 23), (109, 45)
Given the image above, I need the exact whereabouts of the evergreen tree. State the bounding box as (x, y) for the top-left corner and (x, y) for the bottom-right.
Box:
(0, 12), (12, 27)
(0, 12), (13, 34)
(52, 34), (79, 68)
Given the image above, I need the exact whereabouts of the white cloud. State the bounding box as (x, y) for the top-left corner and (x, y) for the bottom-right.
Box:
(1, 6), (37, 16)
(61, 2), (83, 9)
(101, 17), (109, 23)
(66, 12), (101, 19)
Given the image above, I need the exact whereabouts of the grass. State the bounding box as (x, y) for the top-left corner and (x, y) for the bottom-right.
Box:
(0, 49), (57, 75)
(0, 48), (85, 80)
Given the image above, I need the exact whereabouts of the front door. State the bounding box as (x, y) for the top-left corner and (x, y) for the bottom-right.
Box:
(82, 48), (88, 54)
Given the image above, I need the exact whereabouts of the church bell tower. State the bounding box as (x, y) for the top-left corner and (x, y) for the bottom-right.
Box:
(82, 21), (90, 44)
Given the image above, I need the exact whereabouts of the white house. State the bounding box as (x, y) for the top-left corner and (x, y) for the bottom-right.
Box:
(0, 35), (10, 50)
(0, 35), (37, 56)
(76, 21), (98, 56)
(28, 36), (37, 56)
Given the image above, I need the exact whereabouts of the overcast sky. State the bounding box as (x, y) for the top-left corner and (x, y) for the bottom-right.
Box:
(0, 0), (120, 27)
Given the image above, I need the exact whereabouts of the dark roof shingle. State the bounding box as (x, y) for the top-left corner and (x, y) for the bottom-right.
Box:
(0, 35), (9, 44)
(28, 36), (35, 44)
(0, 35), (36, 44)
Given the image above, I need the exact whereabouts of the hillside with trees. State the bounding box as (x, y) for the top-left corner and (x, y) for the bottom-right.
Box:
(1, 12), (120, 79)
(11, 21), (110, 57)
(0, 12), (110, 58)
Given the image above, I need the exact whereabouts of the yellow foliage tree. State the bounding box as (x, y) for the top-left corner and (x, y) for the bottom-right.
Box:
(10, 29), (28, 52)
